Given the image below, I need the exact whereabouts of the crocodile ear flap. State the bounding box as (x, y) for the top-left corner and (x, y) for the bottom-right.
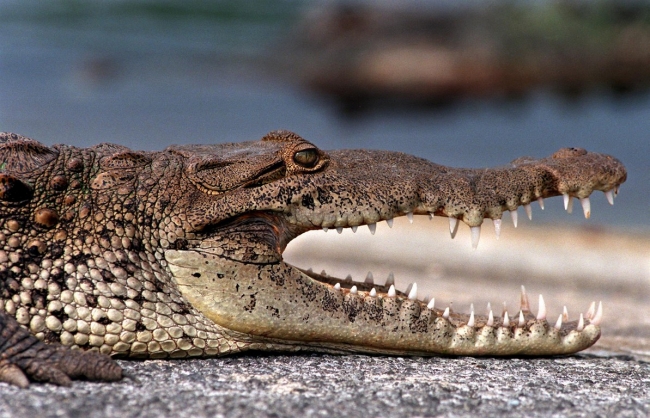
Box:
(0, 174), (33, 202)
(0, 132), (58, 174)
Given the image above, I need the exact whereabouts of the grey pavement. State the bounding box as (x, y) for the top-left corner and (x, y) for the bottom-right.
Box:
(0, 354), (648, 418)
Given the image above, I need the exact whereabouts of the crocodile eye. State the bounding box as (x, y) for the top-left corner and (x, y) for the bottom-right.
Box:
(293, 149), (319, 168)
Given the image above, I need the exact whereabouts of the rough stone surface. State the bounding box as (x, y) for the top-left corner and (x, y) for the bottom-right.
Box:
(0, 354), (648, 417)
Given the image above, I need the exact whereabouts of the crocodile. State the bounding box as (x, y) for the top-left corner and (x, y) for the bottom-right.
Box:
(0, 130), (626, 387)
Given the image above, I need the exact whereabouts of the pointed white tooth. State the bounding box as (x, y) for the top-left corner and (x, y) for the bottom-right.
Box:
(428, 212), (433, 220)
(336, 227), (343, 234)
(518, 311), (525, 327)
(449, 217), (459, 239)
(510, 209), (518, 228)
(486, 302), (492, 315)
(365, 272), (374, 284)
(386, 218), (393, 228)
(537, 294), (547, 320)
(580, 197), (591, 219)
(554, 314), (563, 330)
(520, 285), (530, 312)
(352, 225), (358, 233)
(323, 227), (329, 232)
(524, 204), (532, 220)
(406, 212), (414, 223)
(503, 311), (510, 327)
(470, 226), (481, 249)
(334, 283), (341, 290)
(407, 283), (418, 300)
(564, 194), (574, 213)
(368, 223), (376, 235)
(591, 301), (603, 326)
(350, 286), (358, 294)
(577, 313), (584, 331)
(321, 270), (328, 277)
(585, 301), (596, 319)
(388, 285), (396, 297)
(537, 197), (545, 210)
(386, 272), (395, 286)
(487, 310), (494, 327)
(443, 307), (450, 319)
(563, 306), (569, 321)
(369, 288), (377, 297)
(427, 298), (435, 310)
(605, 189), (615, 205)
(467, 311), (475, 327)
(345, 274), (352, 282)
(493, 219), (501, 240)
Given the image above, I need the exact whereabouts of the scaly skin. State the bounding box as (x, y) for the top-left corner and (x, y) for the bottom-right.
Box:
(0, 131), (627, 387)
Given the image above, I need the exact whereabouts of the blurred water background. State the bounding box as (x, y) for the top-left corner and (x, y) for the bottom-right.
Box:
(1, 0), (648, 229)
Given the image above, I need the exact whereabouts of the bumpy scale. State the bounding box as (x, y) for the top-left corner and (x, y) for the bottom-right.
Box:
(0, 131), (627, 386)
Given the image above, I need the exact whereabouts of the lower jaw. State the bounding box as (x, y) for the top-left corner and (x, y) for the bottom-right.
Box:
(166, 249), (601, 356)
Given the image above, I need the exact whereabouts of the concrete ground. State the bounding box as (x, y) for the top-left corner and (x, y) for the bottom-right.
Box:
(0, 219), (648, 417)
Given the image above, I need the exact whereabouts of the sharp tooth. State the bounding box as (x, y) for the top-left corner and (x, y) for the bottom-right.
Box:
(365, 272), (374, 284)
(449, 217), (459, 239)
(334, 283), (341, 290)
(428, 212), (433, 220)
(336, 227), (343, 234)
(605, 189), (615, 205)
(591, 301), (603, 326)
(487, 310), (494, 327)
(388, 285), (396, 297)
(407, 283), (418, 300)
(554, 314), (563, 330)
(369, 288), (377, 297)
(427, 298), (435, 310)
(493, 219), (501, 240)
(577, 313), (584, 331)
(563, 306), (569, 321)
(467, 311), (475, 327)
(368, 223), (376, 235)
(486, 302), (492, 315)
(470, 226), (481, 249)
(352, 226), (358, 233)
(386, 218), (393, 228)
(518, 311), (525, 327)
(406, 212), (414, 223)
(585, 301), (596, 319)
(580, 197), (591, 219)
(538, 197), (545, 210)
(537, 294), (546, 320)
(350, 286), (358, 294)
(386, 272), (395, 286)
(524, 204), (532, 220)
(520, 285), (530, 312)
(503, 311), (510, 327)
(443, 307), (450, 319)
(345, 274), (352, 282)
(563, 194), (574, 213)
(510, 209), (518, 228)
(323, 227), (329, 232)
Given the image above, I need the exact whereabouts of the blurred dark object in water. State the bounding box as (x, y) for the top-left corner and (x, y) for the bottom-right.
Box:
(288, 1), (650, 114)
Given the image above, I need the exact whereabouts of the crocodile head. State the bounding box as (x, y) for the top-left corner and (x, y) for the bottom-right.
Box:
(0, 131), (627, 359)
(162, 130), (627, 356)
